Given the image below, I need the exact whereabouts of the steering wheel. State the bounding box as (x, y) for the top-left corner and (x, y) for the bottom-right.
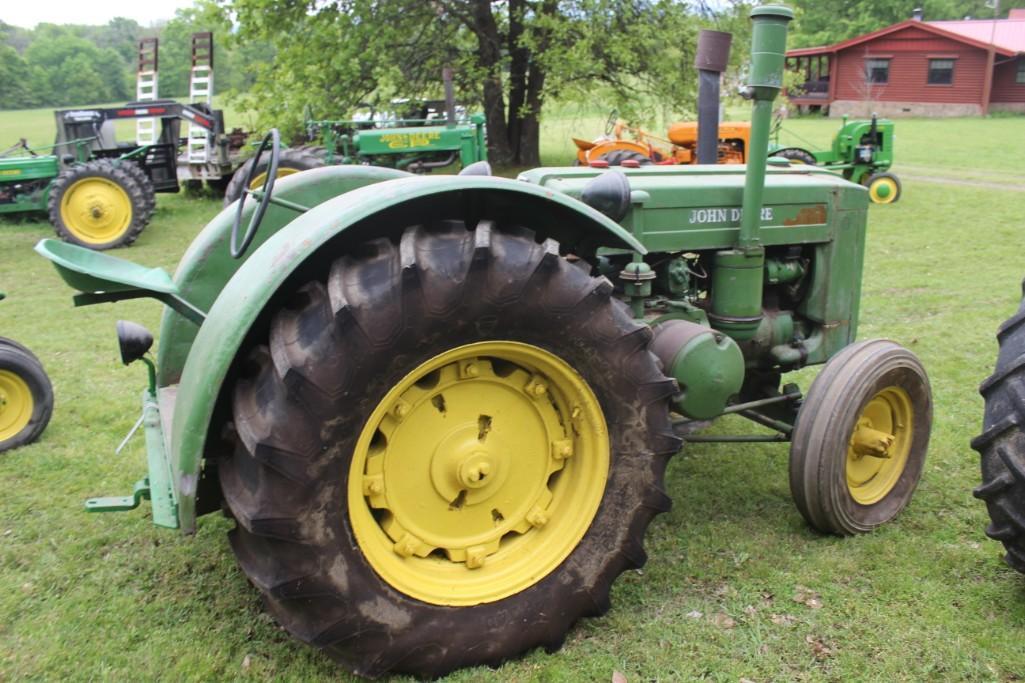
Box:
(603, 109), (619, 136)
(231, 129), (280, 259)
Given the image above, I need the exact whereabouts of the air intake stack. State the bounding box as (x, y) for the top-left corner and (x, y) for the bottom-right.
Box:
(708, 5), (793, 341)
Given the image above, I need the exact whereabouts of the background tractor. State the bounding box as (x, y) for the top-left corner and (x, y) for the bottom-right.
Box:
(972, 281), (1025, 575)
(222, 69), (487, 206)
(575, 114), (900, 204)
(35, 7), (932, 677)
(0, 292), (53, 453)
(769, 113), (900, 203)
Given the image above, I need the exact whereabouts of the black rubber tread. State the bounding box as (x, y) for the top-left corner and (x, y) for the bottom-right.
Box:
(0, 338), (54, 453)
(222, 147), (328, 207)
(598, 149), (653, 166)
(789, 339), (932, 535)
(865, 172), (902, 203)
(772, 147), (818, 165)
(220, 220), (680, 677)
(47, 160), (150, 250)
(971, 282), (1025, 574)
(114, 160), (156, 220)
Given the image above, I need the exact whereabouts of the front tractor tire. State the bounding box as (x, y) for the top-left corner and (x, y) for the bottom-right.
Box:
(47, 160), (151, 250)
(789, 340), (932, 535)
(865, 172), (902, 204)
(222, 147), (327, 207)
(0, 338), (54, 453)
(220, 221), (679, 677)
(971, 284), (1025, 574)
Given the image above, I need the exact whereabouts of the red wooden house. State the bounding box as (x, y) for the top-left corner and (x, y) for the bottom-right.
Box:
(786, 9), (1025, 116)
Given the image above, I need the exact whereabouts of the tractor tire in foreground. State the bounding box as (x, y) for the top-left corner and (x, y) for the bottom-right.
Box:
(971, 283), (1025, 574)
(0, 338), (54, 453)
(789, 339), (932, 535)
(222, 147), (327, 207)
(47, 160), (150, 250)
(220, 221), (679, 677)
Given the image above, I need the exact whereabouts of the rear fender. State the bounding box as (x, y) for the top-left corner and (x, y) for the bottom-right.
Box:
(169, 174), (645, 530)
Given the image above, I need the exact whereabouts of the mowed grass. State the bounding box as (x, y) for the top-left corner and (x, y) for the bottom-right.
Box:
(1, 101), (1025, 681)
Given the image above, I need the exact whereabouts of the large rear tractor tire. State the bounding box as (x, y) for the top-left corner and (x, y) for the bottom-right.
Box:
(222, 147), (327, 207)
(117, 160), (156, 221)
(599, 149), (653, 166)
(789, 340), (932, 535)
(47, 160), (150, 250)
(0, 338), (54, 453)
(772, 147), (817, 165)
(971, 283), (1025, 574)
(220, 221), (679, 677)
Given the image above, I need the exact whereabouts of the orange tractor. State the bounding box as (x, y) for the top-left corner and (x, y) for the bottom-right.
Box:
(572, 110), (750, 166)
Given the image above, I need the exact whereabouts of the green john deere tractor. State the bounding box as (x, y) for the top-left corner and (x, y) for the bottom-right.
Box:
(972, 281), (1025, 574)
(0, 292), (53, 453)
(36, 7), (932, 677)
(769, 114), (901, 204)
(0, 139), (154, 251)
(222, 93), (487, 206)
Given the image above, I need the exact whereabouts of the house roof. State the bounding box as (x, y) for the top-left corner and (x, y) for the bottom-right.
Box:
(786, 15), (1024, 59)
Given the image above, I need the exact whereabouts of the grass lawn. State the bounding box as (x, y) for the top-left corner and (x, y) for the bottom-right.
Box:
(1, 102), (1024, 681)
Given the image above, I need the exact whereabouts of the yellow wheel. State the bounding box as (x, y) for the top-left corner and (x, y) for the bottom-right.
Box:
(349, 341), (608, 605)
(0, 338), (53, 453)
(220, 221), (678, 677)
(223, 147), (325, 207)
(48, 160), (148, 250)
(845, 387), (914, 504)
(790, 340), (931, 534)
(866, 172), (901, 204)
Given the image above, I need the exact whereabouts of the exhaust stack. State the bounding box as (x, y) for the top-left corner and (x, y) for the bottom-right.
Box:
(694, 30), (732, 165)
(708, 5), (793, 341)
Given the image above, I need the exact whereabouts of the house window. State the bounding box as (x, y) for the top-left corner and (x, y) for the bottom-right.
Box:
(928, 59), (955, 85)
(1017, 60), (1025, 84)
(865, 58), (890, 84)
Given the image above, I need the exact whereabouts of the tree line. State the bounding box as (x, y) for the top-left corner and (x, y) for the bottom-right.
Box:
(3, 0), (1023, 164)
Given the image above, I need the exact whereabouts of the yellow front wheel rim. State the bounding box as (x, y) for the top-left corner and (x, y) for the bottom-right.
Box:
(59, 177), (132, 244)
(0, 369), (34, 442)
(869, 176), (898, 204)
(846, 386), (913, 505)
(248, 166), (301, 190)
(348, 341), (610, 606)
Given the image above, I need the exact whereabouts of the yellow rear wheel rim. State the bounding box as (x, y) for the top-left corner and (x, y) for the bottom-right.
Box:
(846, 386), (913, 505)
(869, 176), (898, 204)
(0, 369), (34, 442)
(348, 341), (609, 606)
(248, 166), (301, 190)
(59, 177), (132, 244)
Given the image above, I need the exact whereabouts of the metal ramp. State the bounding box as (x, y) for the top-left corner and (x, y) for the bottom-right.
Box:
(186, 32), (214, 164)
(135, 38), (159, 146)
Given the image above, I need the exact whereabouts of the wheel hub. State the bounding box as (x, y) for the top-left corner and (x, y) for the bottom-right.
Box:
(846, 386), (913, 504)
(59, 177), (132, 244)
(0, 369), (33, 442)
(349, 341), (609, 606)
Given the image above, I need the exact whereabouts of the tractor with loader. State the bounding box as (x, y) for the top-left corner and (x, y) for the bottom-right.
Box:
(35, 7), (932, 677)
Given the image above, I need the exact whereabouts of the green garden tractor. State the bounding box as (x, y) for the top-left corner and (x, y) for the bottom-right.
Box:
(36, 7), (932, 677)
(0, 292), (53, 453)
(972, 280), (1025, 575)
(769, 114), (901, 204)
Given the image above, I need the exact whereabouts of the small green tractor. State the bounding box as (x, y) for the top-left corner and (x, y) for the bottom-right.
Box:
(36, 7), (932, 677)
(972, 281), (1025, 574)
(222, 91), (487, 206)
(0, 292), (53, 453)
(769, 113), (901, 203)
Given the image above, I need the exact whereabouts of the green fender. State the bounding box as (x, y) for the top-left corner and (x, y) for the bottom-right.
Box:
(171, 173), (645, 530)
